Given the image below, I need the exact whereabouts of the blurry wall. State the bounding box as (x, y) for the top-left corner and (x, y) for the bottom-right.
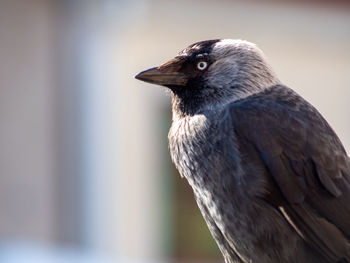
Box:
(0, 0), (56, 242)
(0, 0), (164, 261)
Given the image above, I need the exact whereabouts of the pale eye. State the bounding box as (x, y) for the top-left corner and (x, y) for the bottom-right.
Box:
(197, 61), (208, 71)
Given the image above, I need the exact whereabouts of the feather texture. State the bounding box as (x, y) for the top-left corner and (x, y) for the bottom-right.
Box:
(169, 85), (350, 263)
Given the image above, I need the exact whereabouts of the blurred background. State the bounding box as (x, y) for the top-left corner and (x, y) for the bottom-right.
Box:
(0, 0), (349, 262)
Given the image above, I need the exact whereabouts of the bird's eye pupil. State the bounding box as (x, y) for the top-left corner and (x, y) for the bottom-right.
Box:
(197, 61), (208, 71)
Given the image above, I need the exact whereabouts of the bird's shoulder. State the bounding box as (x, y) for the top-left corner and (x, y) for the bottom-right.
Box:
(223, 84), (350, 200)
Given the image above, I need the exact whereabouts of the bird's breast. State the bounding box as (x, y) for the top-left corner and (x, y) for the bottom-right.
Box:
(168, 111), (286, 263)
(169, 114), (212, 183)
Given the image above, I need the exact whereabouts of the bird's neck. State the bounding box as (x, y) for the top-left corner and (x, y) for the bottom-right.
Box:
(170, 87), (227, 121)
(169, 84), (265, 121)
(170, 75), (281, 121)
(170, 90), (203, 120)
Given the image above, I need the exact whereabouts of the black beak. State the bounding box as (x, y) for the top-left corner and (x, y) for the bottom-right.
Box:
(135, 58), (188, 86)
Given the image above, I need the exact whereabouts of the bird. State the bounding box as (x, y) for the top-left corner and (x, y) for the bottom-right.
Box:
(135, 39), (350, 263)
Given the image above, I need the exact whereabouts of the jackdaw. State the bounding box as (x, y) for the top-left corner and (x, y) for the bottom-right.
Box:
(135, 39), (350, 263)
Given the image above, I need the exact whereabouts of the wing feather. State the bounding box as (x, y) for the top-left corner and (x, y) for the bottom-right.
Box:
(228, 85), (350, 262)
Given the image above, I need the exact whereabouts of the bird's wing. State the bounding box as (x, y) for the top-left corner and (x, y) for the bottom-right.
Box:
(227, 86), (350, 262)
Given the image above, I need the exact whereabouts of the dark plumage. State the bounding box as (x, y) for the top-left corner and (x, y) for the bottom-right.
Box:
(135, 39), (350, 263)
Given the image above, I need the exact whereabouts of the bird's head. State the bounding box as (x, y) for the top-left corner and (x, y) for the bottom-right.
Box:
(135, 39), (280, 117)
